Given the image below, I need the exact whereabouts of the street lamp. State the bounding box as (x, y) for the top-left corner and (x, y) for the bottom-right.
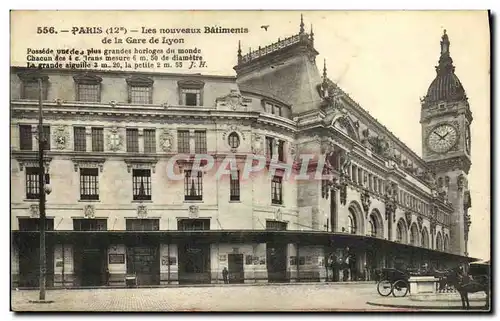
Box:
(37, 76), (50, 302)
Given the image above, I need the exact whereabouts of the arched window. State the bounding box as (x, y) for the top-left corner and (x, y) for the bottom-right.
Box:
(421, 228), (429, 249)
(436, 232), (443, 251)
(369, 216), (376, 237)
(347, 210), (357, 234)
(396, 219), (407, 244)
(444, 235), (449, 252)
(228, 132), (240, 149)
(410, 224), (419, 246)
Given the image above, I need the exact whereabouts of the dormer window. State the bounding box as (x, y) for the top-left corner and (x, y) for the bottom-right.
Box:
(18, 72), (49, 100)
(262, 100), (284, 117)
(73, 74), (102, 102)
(127, 76), (154, 104)
(178, 79), (204, 106)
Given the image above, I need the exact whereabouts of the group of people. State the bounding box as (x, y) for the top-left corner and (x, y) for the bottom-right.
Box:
(326, 246), (360, 282)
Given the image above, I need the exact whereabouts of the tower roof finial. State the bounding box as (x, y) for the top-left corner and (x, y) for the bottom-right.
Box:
(299, 14), (305, 34)
(237, 40), (242, 63)
(436, 28), (454, 74)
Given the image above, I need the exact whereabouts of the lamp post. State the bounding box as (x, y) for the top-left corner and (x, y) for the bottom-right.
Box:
(37, 76), (51, 301)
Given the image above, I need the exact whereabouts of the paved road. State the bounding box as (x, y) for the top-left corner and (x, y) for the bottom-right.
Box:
(12, 283), (415, 312)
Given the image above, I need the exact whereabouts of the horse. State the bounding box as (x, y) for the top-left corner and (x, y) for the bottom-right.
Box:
(444, 266), (490, 310)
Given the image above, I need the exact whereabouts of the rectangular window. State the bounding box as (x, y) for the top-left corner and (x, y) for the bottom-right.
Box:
(277, 140), (285, 162)
(368, 174), (373, 190)
(184, 170), (203, 201)
(19, 125), (33, 151)
(22, 81), (48, 100)
(177, 219), (210, 231)
(352, 165), (357, 183)
(74, 127), (87, 152)
(80, 168), (99, 200)
(230, 170), (240, 201)
(143, 129), (156, 153)
(42, 125), (51, 150)
(271, 175), (283, 205)
(132, 169), (152, 201)
(73, 219), (107, 231)
(126, 219), (159, 231)
(18, 218), (54, 231)
(126, 128), (139, 153)
(275, 105), (282, 117)
(266, 137), (274, 159)
(358, 168), (363, 185)
(177, 130), (190, 153)
(265, 102), (273, 113)
(25, 167), (50, 199)
(91, 128), (104, 152)
(181, 89), (201, 106)
(77, 83), (100, 102)
(194, 130), (207, 154)
(129, 86), (152, 104)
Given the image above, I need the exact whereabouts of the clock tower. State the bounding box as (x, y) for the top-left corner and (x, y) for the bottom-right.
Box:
(420, 30), (473, 256)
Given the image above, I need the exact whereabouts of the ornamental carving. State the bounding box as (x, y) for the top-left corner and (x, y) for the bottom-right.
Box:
(215, 89), (251, 111)
(405, 211), (412, 230)
(29, 204), (39, 218)
(251, 133), (264, 155)
(84, 205), (95, 218)
(53, 126), (69, 150)
(339, 174), (348, 205)
(137, 205), (147, 218)
(360, 189), (371, 218)
(188, 205), (199, 218)
(124, 159), (157, 173)
(107, 127), (123, 152)
(289, 144), (297, 162)
(417, 215), (423, 231)
(275, 208), (283, 221)
(72, 158), (105, 172)
(457, 174), (465, 192)
(222, 125), (246, 149)
(463, 190), (472, 211)
(16, 156), (52, 172)
(385, 181), (398, 199)
(384, 197), (397, 221)
(430, 220), (436, 235)
(159, 130), (174, 152)
(340, 152), (351, 178)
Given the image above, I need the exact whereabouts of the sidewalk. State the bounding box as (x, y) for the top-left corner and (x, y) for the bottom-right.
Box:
(14, 280), (376, 291)
(366, 293), (489, 311)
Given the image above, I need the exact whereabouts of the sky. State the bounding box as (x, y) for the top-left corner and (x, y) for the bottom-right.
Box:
(10, 10), (490, 260)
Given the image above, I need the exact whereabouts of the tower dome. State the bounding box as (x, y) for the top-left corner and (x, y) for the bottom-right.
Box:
(424, 30), (466, 106)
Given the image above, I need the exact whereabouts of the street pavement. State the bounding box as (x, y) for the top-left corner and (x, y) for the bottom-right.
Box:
(11, 282), (419, 312)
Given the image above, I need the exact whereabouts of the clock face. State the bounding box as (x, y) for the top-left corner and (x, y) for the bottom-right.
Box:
(427, 124), (458, 153)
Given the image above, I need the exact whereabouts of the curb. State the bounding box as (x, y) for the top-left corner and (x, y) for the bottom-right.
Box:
(13, 281), (377, 291)
(366, 301), (488, 311)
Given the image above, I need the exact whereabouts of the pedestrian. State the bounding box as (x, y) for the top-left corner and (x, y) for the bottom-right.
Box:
(222, 267), (229, 284)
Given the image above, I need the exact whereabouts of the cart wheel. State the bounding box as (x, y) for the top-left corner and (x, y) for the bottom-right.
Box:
(377, 280), (393, 296)
(392, 280), (409, 297)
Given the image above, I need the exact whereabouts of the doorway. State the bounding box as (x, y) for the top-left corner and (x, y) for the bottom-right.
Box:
(178, 243), (210, 284)
(267, 243), (287, 283)
(78, 248), (107, 286)
(228, 254), (244, 283)
(126, 246), (160, 286)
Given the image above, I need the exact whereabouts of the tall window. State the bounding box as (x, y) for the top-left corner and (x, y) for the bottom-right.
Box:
(91, 128), (104, 152)
(347, 209), (357, 234)
(42, 125), (51, 150)
(132, 169), (152, 201)
(74, 127), (87, 152)
(194, 130), (207, 154)
(80, 168), (99, 200)
(126, 128), (139, 153)
(19, 125), (33, 151)
(266, 137), (274, 159)
(396, 220), (407, 243)
(182, 89), (201, 106)
(358, 168), (363, 185)
(143, 129), (156, 153)
(22, 80), (48, 100)
(178, 79), (204, 106)
(271, 175), (283, 205)
(230, 170), (240, 201)
(126, 219), (159, 231)
(73, 219), (107, 231)
(277, 140), (285, 162)
(25, 167), (49, 199)
(177, 130), (190, 153)
(352, 165), (357, 183)
(129, 86), (152, 104)
(184, 170), (203, 201)
(369, 215), (377, 237)
(76, 84), (100, 102)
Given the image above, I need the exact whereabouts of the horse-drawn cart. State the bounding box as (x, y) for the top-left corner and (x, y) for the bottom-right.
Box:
(376, 268), (410, 297)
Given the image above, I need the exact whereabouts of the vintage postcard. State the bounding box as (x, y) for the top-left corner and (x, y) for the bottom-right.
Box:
(9, 10), (491, 312)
